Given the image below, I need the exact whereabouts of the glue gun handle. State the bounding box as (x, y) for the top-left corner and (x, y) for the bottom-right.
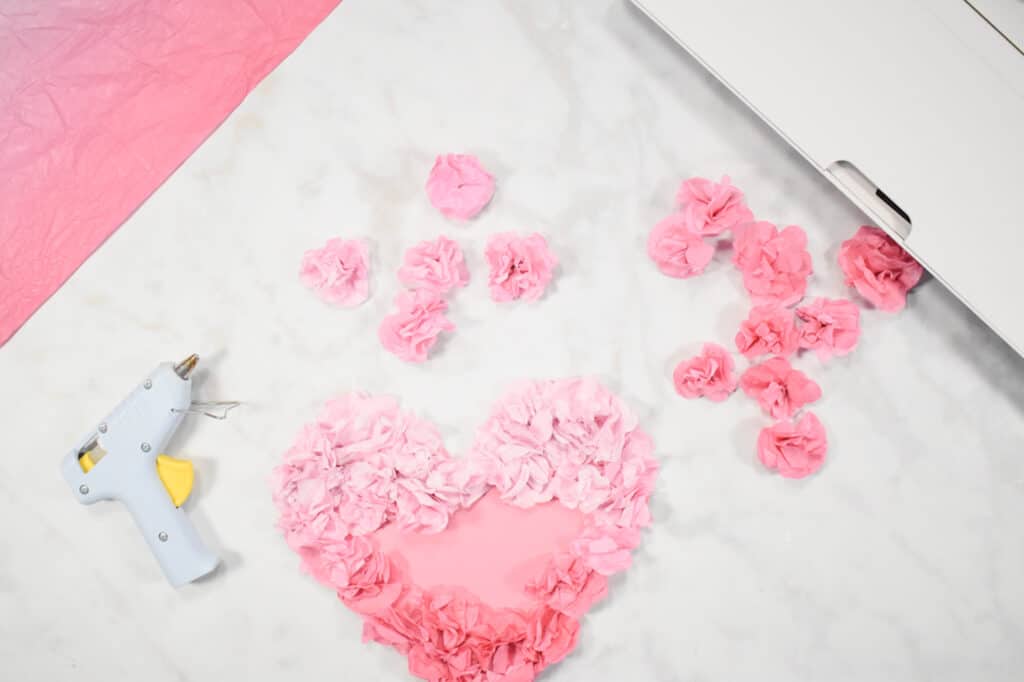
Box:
(123, 485), (220, 587)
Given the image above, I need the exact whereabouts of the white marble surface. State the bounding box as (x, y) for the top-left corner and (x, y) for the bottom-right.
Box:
(3, 1), (1024, 680)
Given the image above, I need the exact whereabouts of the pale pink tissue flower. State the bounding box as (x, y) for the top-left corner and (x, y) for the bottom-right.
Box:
(378, 289), (455, 363)
(484, 232), (558, 302)
(299, 237), (370, 307)
(397, 235), (469, 294)
(425, 154), (495, 221)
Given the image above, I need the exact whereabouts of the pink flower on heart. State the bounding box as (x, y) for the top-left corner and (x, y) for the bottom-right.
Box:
(471, 381), (558, 508)
(676, 175), (754, 236)
(378, 289), (455, 363)
(796, 297), (861, 360)
(397, 235), (469, 294)
(336, 459), (396, 536)
(299, 237), (370, 307)
(597, 432), (659, 529)
(735, 305), (799, 359)
(647, 213), (715, 278)
(672, 342), (738, 401)
(522, 607), (580, 669)
(299, 536), (401, 614)
(838, 225), (924, 312)
(732, 221), (812, 306)
(485, 232), (558, 302)
(551, 464), (612, 513)
(757, 412), (828, 479)
(403, 591), (483, 676)
(526, 552), (609, 619)
(425, 154), (495, 221)
(739, 357), (822, 419)
(545, 377), (637, 467)
(393, 476), (456, 535)
(570, 523), (641, 576)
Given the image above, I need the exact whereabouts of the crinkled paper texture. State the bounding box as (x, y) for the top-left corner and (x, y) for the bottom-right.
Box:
(0, 0), (340, 346)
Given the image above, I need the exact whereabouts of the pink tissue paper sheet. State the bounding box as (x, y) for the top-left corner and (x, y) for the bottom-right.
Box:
(0, 0), (340, 346)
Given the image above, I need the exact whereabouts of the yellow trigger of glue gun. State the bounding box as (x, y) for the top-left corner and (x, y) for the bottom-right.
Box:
(61, 354), (238, 587)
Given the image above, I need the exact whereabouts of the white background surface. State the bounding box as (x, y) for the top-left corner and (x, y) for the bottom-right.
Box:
(3, 2), (1024, 681)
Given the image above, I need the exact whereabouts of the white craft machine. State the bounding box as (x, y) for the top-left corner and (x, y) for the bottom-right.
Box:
(632, 0), (1024, 355)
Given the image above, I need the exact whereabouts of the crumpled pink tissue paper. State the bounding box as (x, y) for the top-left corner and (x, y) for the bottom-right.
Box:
(0, 0), (340, 346)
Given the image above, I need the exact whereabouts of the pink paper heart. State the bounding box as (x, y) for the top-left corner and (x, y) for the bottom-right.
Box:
(272, 378), (658, 682)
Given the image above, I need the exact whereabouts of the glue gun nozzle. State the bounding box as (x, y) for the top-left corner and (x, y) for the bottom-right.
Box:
(174, 353), (199, 379)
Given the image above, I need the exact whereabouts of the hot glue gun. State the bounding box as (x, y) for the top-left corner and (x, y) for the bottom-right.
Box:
(61, 354), (238, 587)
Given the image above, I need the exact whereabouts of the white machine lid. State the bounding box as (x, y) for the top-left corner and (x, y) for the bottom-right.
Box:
(633, 0), (1024, 355)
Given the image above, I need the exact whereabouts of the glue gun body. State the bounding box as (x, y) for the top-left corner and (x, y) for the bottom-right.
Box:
(61, 357), (219, 587)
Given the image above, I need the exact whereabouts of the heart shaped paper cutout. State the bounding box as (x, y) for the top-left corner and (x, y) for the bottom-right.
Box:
(272, 378), (659, 681)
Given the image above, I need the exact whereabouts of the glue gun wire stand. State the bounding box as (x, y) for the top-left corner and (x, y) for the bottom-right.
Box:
(61, 354), (237, 587)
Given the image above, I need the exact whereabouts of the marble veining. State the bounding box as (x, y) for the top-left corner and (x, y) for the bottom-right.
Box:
(2, 1), (1024, 680)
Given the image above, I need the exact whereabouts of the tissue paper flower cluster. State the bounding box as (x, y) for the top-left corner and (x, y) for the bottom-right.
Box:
(272, 379), (657, 682)
(653, 175), (923, 478)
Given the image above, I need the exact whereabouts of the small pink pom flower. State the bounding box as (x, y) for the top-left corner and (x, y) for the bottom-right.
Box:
(425, 154), (495, 220)
(757, 412), (828, 479)
(739, 357), (822, 419)
(299, 237), (370, 307)
(397, 235), (469, 294)
(485, 232), (558, 302)
(796, 297), (861, 360)
(378, 289), (455, 363)
(838, 225), (924, 312)
(735, 305), (799, 359)
(676, 175), (754, 236)
(672, 343), (738, 401)
(647, 213), (715, 278)
(733, 222), (812, 306)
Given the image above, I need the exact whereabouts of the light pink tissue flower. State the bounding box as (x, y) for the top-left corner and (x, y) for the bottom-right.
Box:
(757, 412), (828, 479)
(838, 225), (924, 312)
(546, 377), (637, 467)
(299, 237), (370, 307)
(485, 232), (558, 302)
(397, 235), (469, 294)
(570, 523), (641, 576)
(551, 464), (612, 513)
(647, 213), (715, 278)
(526, 553), (609, 619)
(739, 357), (822, 419)
(300, 536), (400, 613)
(378, 289), (455, 363)
(597, 431), (659, 530)
(735, 305), (799, 359)
(676, 175), (754, 236)
(472, 381), (557, 508)
(733, 221), (812, 306)
(796, 297), (861, 360)
(425, 154), (495, 220)
(672, 342), (738, 401)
